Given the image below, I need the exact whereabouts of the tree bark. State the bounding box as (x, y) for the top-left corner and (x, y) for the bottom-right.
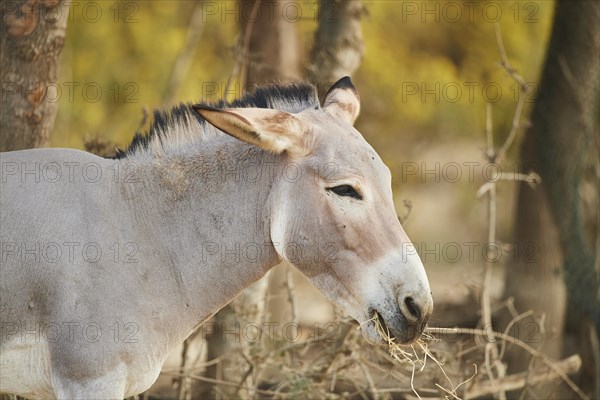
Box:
(240, 0), (301, 89)
(309, 0), (364, 95)
(1, 0), (70, 151)
(503, 1), (599, 396)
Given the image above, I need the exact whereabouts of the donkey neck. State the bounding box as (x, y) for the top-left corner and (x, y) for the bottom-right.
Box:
(116, 139), (282, 340)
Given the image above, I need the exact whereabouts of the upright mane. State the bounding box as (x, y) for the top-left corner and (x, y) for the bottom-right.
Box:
(113, 82), (320, 159)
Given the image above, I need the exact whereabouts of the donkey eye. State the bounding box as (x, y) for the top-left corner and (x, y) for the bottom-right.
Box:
(327, 185), (362, 200)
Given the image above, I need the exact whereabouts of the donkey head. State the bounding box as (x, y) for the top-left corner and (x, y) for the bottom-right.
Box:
(194, 77), (432, 344)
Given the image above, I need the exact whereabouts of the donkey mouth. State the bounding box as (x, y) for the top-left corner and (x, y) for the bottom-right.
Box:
(369, 309), (423, 345)
(373, 310), (395, 341)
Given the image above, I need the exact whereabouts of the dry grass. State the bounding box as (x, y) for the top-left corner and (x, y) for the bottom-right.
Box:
(146, 303), (584, 400)
(372, 312), (475, 400)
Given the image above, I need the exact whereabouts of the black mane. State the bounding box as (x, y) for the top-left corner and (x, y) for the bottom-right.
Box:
(112, 82), (319, 159)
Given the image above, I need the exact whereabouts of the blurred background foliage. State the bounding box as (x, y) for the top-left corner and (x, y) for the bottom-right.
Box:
(52, 0), (555, 250)
(53, 0), (554, 152)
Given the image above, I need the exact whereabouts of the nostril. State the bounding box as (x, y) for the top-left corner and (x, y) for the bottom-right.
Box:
(404, 297), (421, 320)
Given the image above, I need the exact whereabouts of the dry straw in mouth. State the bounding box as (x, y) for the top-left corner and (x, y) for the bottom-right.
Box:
(370, 311), (429, 365)
(370, 312), (473, 400)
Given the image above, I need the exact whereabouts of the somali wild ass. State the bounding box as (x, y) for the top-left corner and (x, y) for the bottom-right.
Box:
(0, 77), (432, 399)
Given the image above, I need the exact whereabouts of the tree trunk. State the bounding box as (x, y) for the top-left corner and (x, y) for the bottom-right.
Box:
(1, 0), (70, 151)
(502, 1), (599, 397)
(240, 0), (301, 89)
(199, 2), (301, 399)
(309, 0), (365, 95)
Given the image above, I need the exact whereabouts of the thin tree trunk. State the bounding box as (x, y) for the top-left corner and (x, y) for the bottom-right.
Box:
(1, 0), (70, 151)
(503, 1), (599, 397)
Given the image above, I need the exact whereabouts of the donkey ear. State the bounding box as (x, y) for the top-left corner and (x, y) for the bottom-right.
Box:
(323, 76), (360, 125)
(193, 105), (309, 156)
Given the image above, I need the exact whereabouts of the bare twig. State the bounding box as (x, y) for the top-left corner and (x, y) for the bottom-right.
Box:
(477, 172), (541, 197)
(355, 351), (379, 399)
(475, 23), (545, 400)
(425, 327), (587, 400)
(493, 23), (526, 87)
(493, 23), (530, 163)
(498, 310), (534, 360)
(176, 327), (203, 400)
(455, 364), (478, 395)
(465, 355), (581, 399)
(224, 0), (262, 97)
(480, 101), (506, 399)
(160, 371), (288, 398)
(284, 265), (298, 366)
(284, 266), (298, 327)
(398, 199), (413, 224)
(177, 337), (191, 400)
(162, 1), (206, 106)
(232, 352), (254, 398)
